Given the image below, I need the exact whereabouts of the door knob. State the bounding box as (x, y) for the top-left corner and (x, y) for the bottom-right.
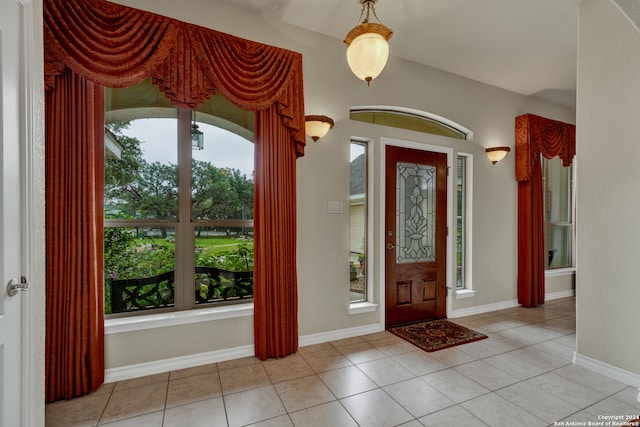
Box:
(7, 277), (29, 297)
(387, 243), (395, 250)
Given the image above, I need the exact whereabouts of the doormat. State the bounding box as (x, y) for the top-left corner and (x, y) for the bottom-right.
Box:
(388, 319), (488, 352)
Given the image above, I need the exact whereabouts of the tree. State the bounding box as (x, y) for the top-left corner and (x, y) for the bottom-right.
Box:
(191, 160), (253, 221)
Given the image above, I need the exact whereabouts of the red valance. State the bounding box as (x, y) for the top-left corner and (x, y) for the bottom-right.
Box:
(515, 114), (576, 307)
(516, 114), (575, 182)
(44, 0), (306, 156)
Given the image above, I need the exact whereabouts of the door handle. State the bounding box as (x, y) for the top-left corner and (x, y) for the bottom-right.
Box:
(387, 243), (395, 250)
(7, 277), (29, 297)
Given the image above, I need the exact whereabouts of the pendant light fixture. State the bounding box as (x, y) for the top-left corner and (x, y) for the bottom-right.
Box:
(344, 0), (393, 86)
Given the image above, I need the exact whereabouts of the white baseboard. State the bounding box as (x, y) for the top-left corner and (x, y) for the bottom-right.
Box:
(546, 289), (576, 300)
(449, 289), (576, 318)
(104, 323), (384, 383)
(299, 323), (384, 347)
(574, 353), (640, 402)
(104, 344), (254, 383)
(449, 299), (520, 318)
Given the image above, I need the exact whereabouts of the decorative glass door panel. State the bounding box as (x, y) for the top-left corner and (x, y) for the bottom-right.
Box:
(396, 162), (436, 264)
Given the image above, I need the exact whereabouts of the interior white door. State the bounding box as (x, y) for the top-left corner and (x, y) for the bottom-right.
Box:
(1, 0), (27, 425)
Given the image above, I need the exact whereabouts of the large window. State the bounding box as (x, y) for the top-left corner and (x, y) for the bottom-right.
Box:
(543, 157), (574, 269)
(104, 84), (254, 316)
(350, 141), (368, 302)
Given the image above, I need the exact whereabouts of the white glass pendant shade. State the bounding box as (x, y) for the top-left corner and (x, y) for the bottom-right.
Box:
(346, 32), (390, 85)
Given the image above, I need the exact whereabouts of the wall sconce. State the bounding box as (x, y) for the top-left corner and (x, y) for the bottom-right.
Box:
(486, 146), (511, 164)
(344, 0), (393, 86)
(305, 115), (334, 141)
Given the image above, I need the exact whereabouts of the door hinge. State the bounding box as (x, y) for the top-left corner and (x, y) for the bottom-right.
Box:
(446, 166), (450, 177)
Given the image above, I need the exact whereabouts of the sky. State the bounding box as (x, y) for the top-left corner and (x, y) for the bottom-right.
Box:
(123, 118), (255, 178)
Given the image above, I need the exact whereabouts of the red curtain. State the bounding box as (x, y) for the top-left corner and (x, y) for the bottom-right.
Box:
(254, 104), (299, 358)
(515, 114), (575, 307)
(45, 68), (105, 401)
(44, 0), (305, 401)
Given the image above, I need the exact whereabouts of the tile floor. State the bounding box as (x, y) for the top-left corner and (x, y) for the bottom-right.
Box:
(45, 297), (640, 426)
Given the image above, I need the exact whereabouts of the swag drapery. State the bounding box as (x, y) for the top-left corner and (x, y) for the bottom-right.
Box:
(44, 0), (305, 401)
(515, 114), (575, 307)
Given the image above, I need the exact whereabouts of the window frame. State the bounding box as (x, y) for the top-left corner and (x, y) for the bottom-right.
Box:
(542, 156), (575, 271)
(104, 108), (255, 317)
(455, 152), (475, 298)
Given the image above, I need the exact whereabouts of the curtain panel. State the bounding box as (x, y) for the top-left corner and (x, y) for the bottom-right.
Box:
(45, 68), (105, 401)
(515, 114), (576, 307)
(44, 0), (305, 401)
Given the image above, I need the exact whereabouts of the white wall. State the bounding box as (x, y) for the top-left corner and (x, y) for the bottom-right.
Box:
(577, 0), (640, 375)
(106, 0), (576, 371)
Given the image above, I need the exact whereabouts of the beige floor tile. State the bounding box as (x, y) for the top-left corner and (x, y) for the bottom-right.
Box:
(224, 385), (286, 427)
(526, 372), (608, 408)
(461, 393), (547, 427)
(367, 335), (418, 356)
(247, 414), (294, 426)
(482, 351), (550, 380)
(496, 381), (580, 423)
(553, 364), (629, 396)
(421, 369), (491, 403)
(454, 360), (521, 391)
(289, 401), (357, 427)
(169, 362), (218, 380)
(391, 350), (449, 376)
(219, 362), (271, 395)
(45, 393), (110, 427)
(98, 411), (163, 427)
(262, 353), (314, 383)
(336, 341), (386, 364)
(166, 371), (222, 408)
(297, 342), (333, 355)
(340, 388), (413, 427)
(383, 377), (455, 418)
(356, 357), (415, 387)
(456, 334), (524, 358)
(218, 356), (262, 371)
(329, 336), (365, 347)
(317, 365), (378, 398)
(299, 346), (353, 373)
(426, 346), (477, 367)
(99, 382), (167, 425)
(419, 405), (489, 427)
(112, 372), (169, 392)
(163, 397), (228, 427)
(273, 375), (335, 413)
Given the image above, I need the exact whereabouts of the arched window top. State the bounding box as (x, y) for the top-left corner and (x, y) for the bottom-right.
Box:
(350, 106), (473, 141)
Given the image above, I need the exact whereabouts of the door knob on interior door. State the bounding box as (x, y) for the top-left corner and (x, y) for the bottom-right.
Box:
(7, 277), (29, 297)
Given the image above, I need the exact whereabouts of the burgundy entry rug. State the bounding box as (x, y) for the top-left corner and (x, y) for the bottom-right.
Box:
(388, 319), (488, 352)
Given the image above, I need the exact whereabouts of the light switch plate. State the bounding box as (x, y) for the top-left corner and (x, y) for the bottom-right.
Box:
(328, 200), (343, 214)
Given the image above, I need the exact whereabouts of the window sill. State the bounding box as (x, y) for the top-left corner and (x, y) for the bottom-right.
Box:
(545, 267), (576, 278)
(348, 302), (378, 315)
(455, 289), (478, 299)
(105, 303), (254, 335)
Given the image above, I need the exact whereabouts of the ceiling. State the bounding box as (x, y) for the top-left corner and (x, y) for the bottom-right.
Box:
(219, 0), (580, 109)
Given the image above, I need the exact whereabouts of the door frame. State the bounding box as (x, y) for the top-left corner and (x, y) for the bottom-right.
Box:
(20, 0), (46, 424)
(378, 137), (454, 326)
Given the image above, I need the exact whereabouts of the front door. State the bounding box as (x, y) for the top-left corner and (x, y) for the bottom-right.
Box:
(385, 145), (447, 327)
